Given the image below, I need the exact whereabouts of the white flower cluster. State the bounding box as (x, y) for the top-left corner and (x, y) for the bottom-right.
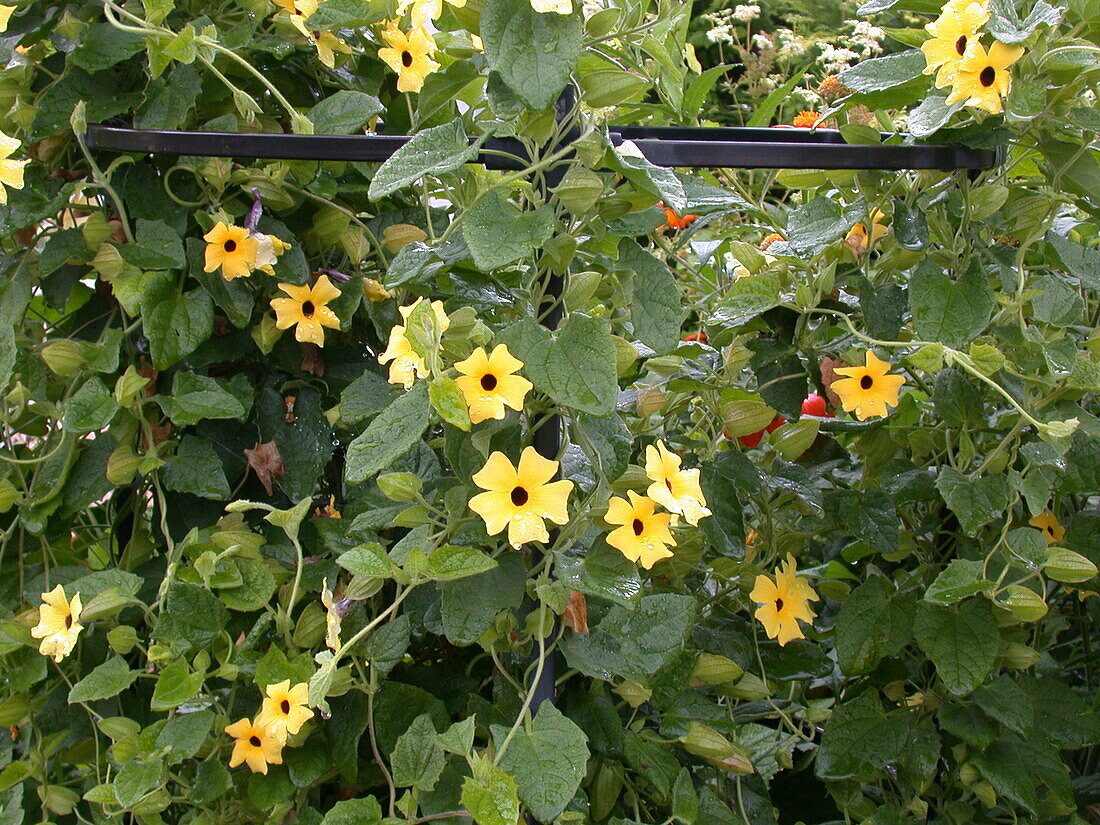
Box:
(846, 19), (885, 55)
(733, 3), (761, 21)
(819, 44), (860, 73)
(703, 7), (736, 44)
(774, 27), (807, 58)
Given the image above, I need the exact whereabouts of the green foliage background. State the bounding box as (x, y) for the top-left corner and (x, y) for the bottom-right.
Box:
(0, 0), (1097, 823)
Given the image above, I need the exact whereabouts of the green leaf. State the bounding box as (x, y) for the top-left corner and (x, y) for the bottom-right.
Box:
(369, 119), (478, 200)
(908, 93), (964, 138)
(839, 50), (925, 93)
(437, 716), (476, 755)
(391, 714), (446, 791)
(307, 0), (388, 28)
(143, 286), (214, 370)
(153, 581), (228, 651)
(481, 0), (583, 110)
(441, 553), (526, 645)
(309, 91), (383, 135)
(338, 543), (396, 579)
(150, 658), (204, 711)
(618, 240), (683, 355)
(429, 376), (472, 432)
(218, 559), (277, 611)
(363, 615), (409, 678)
(1047, 231), (1100, 290)
(320, 797), (383, 825)
(345, 382), (431, 484)
(67, 656), (138, 704)
(63, 379), (117, 434)
(935, 467), (1010, 536)
(824, 489), (900, 555)
(69, 24), (146, 72)
(815, 692), (908, 780)
(914, 599), (999, 695)
(910, 261), (994, 348)
(924, 558), (994, 604)
(491, 703), (589, 822)
(987, 0), (1063, 43)
(427, 545), (498, 582)
(155, 709), (215, 764)
(834, 577), (915, 676)
(161, 436), (230, 500)
(786, 198), (865, 259)
(498, 314), (618, 415)
(461, 756), (521, 825)
(157, 372), (249, 426)
(462, 189), (555, 270)
(113, 757), (163, 809)
(122, 220), (187, 270)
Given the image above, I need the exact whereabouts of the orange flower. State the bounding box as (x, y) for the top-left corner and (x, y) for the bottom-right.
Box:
(791, 111), (822, 128)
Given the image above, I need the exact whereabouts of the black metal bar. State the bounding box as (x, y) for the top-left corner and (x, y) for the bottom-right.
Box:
(85, 124), (998, 171)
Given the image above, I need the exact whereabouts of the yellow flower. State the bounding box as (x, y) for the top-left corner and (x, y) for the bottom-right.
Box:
(378, 24), (440, 93)
(843, 209), (887, 258)
(254, 233), (291, 276)
(363, 278), (393, 302)
(378, 298), (450, 389)
(946, 40), (1023, 114)
(469, 446), (573, 548)
(454, 345), (533, 424)
(644, 441), (711, 526)
(830, 350), (906, 420)
(225, 717), (283, 774)
(920, 1), (991, 86)
(1029, 510), (1065, 545)
(0, 6), (15, 32)
(321, 578), (342, 651)
(750, 555), (819, 646)
(271, 275), (342, 347)
(204, 222), (260, 281)
(30, 584), (83, 662)
(401, 0), (467, 27)
(604, 491), (676, 570)
(256, 680), (313, 743)
(0, 132), (29, 206)
(531, 0), (572, 12)
(313, 30), (352, 68)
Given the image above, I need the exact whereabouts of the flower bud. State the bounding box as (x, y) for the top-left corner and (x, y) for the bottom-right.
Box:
(999, 585), (1048, 622)
(383, 223), (427, 254)
(691, 653), (744, 686)
(721, 672), (771, 701)
(251, 314), (282, 354)
(635, 386), (668, 417)
(679, 723), (755, 774)
(292, 601), (327, 649)
(362, 277), (392, 302)
(612, 680), (651, 708)
(40, 340), (86, 377)
(106, 445), (143, 486)
(114, 365), (150, 409)
(377, 471), (423, 503)
(1043, 547), (1098, 583)
(553, 167), (605, 213)
(972, 780), (997, 808)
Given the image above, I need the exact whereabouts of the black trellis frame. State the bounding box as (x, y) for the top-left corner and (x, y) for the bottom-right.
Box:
(86, 112), (997, 816)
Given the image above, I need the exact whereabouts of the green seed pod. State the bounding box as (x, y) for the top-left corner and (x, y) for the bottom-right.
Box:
(377, 471), (423, 503)
(691, 653), (744, 686)
(999, 585), (1048, 623)
(721, 672), (771, 701)
(553, 166), (606, 213)
(972, 780), (997, 809)
(293, 601), (327, 649)
(959, 762), (981, 786)
(612, 680), (652, 708)
(41, 340), (87, 377)
(679, 722), (735, 760)
(106, 445), (143, 486)
(999, 641), (1041, 670)
(1043, 547), (1098, 583)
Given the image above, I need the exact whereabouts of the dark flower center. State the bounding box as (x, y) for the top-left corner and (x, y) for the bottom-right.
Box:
(632, 518), (644, 536)
(860, 375), (873, 390)
(510, 486), (528, 507)
(65, 614), (73, 629)
(249, 736), (262, 747)
(224, 239), (237, 253)
(301, 300), (315, 318)
(955, 35), (967, 55)
(481, 373), (498, 391)
(401, 50), (413, 67)
(1046, 526), (1055, 536)
(281, 700), (291, 713)
(979, 66), (996, 87)
(775, 598), (784, 611)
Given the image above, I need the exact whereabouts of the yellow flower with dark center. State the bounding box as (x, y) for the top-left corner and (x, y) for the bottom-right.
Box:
(0, 132), (29, 206)
(270, 274), (342, 347)
(378, 298), (450, 388)
(830, 350), (906, 420)
(843, 209), (887, 258)
(30, 584), (83, 662)
(644, 441), (711, 526)
(946, 40), (1023, 114)
(204, 222), (260, 281)
(469, 446), (573, 548)
(454, 345), (533, 424)
(921, 1), (990, 86)
(1029, 510), (1065, 545)
(750, 555), (819, 646)
(256, 680), (313, 743)
(225, 717), (283, 774)
(604, 491), (676, 569)
(378, 24), (439, 93)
